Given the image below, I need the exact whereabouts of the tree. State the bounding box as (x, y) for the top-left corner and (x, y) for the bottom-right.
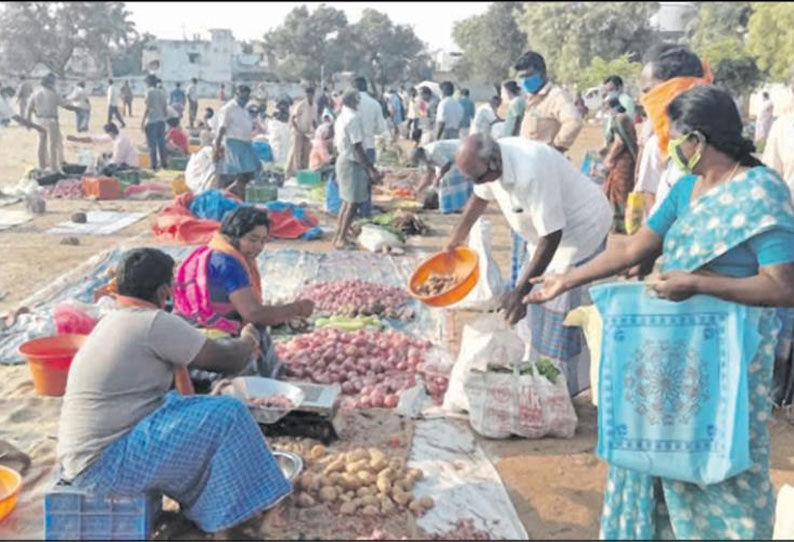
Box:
(747, 2), (794, 82)
(343, 9), (427, 95)
(518, 2), (660, 87)
(263, 4), (348, 84)
(111, 32), (155, 77)
(452, 2), (527, 83)
(0, 2), (137, 77)
(577, 54), (643, 91)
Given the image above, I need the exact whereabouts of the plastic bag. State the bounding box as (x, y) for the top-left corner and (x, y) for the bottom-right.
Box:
(185, 147), (217, 195)
(774, 485), (794, 539)
(356, 224), (404, 254)
(451, 218), (506, 311)
(53, 301), (101, 335)
(624, 192), (645, 234)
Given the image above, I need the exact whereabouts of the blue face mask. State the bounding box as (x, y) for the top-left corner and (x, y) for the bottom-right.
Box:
(237, 97), (248, 107)
(521, 74), (544, 94)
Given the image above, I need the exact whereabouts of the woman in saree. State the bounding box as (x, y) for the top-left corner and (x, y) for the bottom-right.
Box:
(527, 85), (794, 539)
(173, 206), (314, 386)
(309, 110), (335, 171)
(601, 96), (638, 233)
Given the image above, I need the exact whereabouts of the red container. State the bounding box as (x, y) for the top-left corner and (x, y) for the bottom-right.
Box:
(18, 334), (88, 396)
(81, 176), (121, 200)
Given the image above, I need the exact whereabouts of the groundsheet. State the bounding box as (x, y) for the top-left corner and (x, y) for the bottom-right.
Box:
(45, 211), (148, 236)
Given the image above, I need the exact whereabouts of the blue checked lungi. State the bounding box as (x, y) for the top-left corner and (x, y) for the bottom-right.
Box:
(509, 231), (528, 289)
(68, 392), (291, 533)
(439, 166), (473, 214)
(223, 138), (261, 176)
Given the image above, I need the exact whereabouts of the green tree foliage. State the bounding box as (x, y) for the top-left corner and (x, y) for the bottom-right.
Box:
(343, 9), (427, 95)
(0, 1), (137, 77)
(452, 2), (527, 83)
(111, 32), (155, 77)
(263, 4), (349, 83)
(747, 2), (794, 82)
(518, 2), (660, 85)
(577, 54), (643, 91)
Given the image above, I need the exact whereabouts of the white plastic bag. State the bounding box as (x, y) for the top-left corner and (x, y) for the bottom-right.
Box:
(774, 485), (794, 539)
(185, 147), (217, 194)
(443, 315), (527, 413)
(451, 218), (506, 311)
(356, 224), (405, 254)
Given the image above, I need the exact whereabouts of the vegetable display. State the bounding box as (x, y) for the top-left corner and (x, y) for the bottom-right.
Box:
(416, 273), (460, 297)
(298, 280), (414, 321)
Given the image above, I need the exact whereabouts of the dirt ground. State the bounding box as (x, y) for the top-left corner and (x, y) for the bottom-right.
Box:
(1, 97), (794, 539)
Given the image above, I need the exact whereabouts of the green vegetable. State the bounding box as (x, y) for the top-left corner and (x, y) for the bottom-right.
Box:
(536, 358), (561, 384)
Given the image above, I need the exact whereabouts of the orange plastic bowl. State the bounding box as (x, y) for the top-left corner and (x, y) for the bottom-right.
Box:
(409, 247), (480, 307)
(18, 334), (87, 397)
(0, 465), (21, 523)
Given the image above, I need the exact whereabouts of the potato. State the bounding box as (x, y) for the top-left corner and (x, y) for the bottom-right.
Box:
(419, 496), (434, 509)
(357, 471), (375, 485)
(296, 493), (316, 508)
(368, 448), (386, 463)
(359, 495), (378, 507)
(369, 456), (388, 472)
(340, 501), (357, 515)
(316, 454), (336, 466)
(339, 492), (352, 503)
(328, 472), (343, 484)
(399, 478), (414, 492)
(309, 444), (327, 460)
(361, 505), (379, 516)
(357, 486), (376, 498)
(348, 448), (369, 462)
(345, 459), (369, 474)
(340, 472), (362, 490)
(297, 473), (315, 491)
(407, 467), (424, 481)
(323, 458), (345, 475)
(409, 499), (423, 515)
(388, 458), (405, 471)
(376, 476), (391, 494)
(318, 486), (338, 503)
(377, 467), (395, 482)
(379, 496), (396, 514)
(392, 491), (411, 506)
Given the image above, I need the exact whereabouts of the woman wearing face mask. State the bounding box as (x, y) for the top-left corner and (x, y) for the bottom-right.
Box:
(173, 207), (314, 386)
(600, 96), (638, 233)
(528, 85), (794, 539)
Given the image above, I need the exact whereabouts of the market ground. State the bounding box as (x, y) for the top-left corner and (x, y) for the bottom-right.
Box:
(1, 97), (794, 539)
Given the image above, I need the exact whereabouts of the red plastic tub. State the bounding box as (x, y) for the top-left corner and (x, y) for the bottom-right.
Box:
(18, 334), (87, 396)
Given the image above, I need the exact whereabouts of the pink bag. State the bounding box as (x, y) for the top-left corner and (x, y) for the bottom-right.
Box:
(53, 302), (100, 335)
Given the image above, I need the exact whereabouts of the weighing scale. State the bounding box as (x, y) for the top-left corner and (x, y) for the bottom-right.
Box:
(260, 381), (342, 445)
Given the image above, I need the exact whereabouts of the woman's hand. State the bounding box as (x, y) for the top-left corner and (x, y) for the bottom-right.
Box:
(649, 271), (698, 301)
(523, 273), (570, 304)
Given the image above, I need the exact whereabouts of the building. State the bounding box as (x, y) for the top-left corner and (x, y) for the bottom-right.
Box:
(650, 2), (698, 42)
(141, 29), (273, 89)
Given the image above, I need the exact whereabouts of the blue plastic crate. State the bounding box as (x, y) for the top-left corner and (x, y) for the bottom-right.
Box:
(44, 482), (162, 541)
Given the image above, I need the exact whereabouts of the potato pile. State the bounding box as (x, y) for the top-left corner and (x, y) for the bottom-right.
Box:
(290, 444), (434, 518)
(416, 273), (459, 297)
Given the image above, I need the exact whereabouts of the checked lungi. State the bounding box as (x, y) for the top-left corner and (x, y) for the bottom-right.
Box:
(68, 391), (291, 533)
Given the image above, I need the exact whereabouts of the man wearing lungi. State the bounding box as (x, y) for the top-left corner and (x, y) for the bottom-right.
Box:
(57, 248), (291, 536)
(214, 85), (260, 199)
(411, 139), (473, 214)
(445, 134), (612, 394)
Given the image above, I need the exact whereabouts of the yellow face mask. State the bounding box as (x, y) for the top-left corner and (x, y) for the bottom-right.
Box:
(667, 132), (704, 173)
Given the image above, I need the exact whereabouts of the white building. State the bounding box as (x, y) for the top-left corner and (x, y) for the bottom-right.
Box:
(650, 2), (698, 41)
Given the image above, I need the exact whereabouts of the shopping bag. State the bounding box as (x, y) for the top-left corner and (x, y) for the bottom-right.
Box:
(624, 192), (645, 234)
(591, 282), (760, 484)
(451, 218), (506, 311)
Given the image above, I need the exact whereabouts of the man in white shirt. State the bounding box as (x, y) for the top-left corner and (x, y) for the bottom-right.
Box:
(353, 77), (386, 162)
(214, 85), (258, 199)
(187, 78), (199, 129)
(68, 81), (91, 133)
(445, 134), (611, 394)
(332, 88), (382, 249)
(436, 81), (464, 140)
(67, 122), (138, 170)
(106, 79), (125, 128)
(471, 95), (502, 136)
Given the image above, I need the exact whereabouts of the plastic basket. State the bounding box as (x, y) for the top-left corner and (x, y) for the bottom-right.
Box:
(44, 482), (162, 541)
(296, 169), (322, 186)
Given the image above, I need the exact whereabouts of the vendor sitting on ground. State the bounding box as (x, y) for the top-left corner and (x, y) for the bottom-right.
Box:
(173, 207), (314, 380)
(57, 247), (292, 537)
(66, 122), (138, 174)
(166, 116), (190, 156)
(411, 139), (473, 213)
(309, 109), (335, 171)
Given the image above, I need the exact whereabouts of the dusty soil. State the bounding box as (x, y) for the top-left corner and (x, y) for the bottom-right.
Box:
(1, 99), (793, 539)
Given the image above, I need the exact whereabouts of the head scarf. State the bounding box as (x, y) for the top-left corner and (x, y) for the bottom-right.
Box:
(640, 61), (713, 159)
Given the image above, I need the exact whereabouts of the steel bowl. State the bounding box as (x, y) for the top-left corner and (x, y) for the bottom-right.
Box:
(272, 450), (303, 483)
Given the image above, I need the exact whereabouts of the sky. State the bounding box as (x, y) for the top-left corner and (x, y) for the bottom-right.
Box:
(125, 1), (491, 52)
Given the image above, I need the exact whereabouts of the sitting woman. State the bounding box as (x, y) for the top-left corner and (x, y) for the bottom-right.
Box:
(166, 116), (190, 156)
(309, 110), (335, 171)
(173, 206), (314, 384)
(58, 248), (291, 538)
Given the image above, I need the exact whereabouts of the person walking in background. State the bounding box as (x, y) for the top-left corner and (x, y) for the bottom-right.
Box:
(106, 79), (125, 128)
(471, 95), (502, 136)
(755, 91), (774, 149)
(67, 81), (91, 133)
(141, 74), (169, 170)
(26, 73), (82, 173)
(169, 82), (186, 120)
(501, 80), (525, 138)
(16, 76), (32, 118)
(406, 87), (421, 144)
(121, 80), (133, 117)
(285, 86), (317, 178)
(436, 81), (464, 141)
(600, 96), (638, 233)
(458, 88), (475, 138)
(217, 83), (226, 102)
(419, 86), (439, 144)
(515, 51), (582, 153)
(187, 78), (199, 129)
(602, 75), (635, 119)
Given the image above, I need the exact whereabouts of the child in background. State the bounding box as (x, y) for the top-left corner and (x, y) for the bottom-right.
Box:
(166, 116), (189, 156)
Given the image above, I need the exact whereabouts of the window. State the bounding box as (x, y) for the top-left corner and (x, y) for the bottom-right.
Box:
(188, 53), (200, 64)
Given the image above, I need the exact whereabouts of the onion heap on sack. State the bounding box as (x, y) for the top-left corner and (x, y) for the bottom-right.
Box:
(298, 280), (415, 321)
